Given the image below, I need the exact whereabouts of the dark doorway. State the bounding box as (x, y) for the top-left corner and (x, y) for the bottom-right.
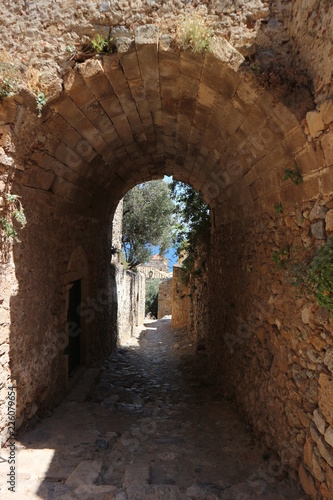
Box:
(67, 280), (81, 375)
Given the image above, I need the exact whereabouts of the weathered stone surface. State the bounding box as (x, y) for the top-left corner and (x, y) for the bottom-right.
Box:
(126, 485), (182, 499)
(321, 133), (333, 166)
(311, 220), (326, 239)
(324, 427), (333, 448)
(325, 210), (333, 232)
(317, 438), (333, 467)
(298, 464), (317, 498)
(123, 465), (151, 488)
(306, 110), (325, 138)
(65, 460), (102, 488)
(313, 409), (326, 435)
(309, 203), (327, 221)
(158, 278), (173, 319)
(320, 99), (333, 125)
(319, 374), (333, 427)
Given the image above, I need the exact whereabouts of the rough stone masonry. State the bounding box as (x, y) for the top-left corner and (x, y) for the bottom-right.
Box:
(0, 0), (333, 497)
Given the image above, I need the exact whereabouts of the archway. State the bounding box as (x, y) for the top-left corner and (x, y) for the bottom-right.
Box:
(1, 24), (333, 495)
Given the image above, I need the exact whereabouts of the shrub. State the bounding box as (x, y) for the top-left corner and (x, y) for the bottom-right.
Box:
(145, 279), (159, 318)
(275, 239), (333, 316)
(177, 6), (214, 54)
(309, 238), (333, 315)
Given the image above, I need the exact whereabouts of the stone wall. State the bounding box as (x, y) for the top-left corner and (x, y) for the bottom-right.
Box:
(171, 266), (189, 330)
(289, 0), (333, 103)
(158, 278), (172, 319)
(207, 196), (333, 498)
(112, 265), (145, 345)
(0, 194), (112, 445)
(186, 241), (210, 348)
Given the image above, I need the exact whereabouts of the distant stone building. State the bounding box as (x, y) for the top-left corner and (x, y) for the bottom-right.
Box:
(137, 254), (171, 280)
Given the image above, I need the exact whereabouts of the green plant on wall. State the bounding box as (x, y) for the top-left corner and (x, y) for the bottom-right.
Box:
(0, 193), (27, 241)
(284, 162), (303, 185)
(177, 6), (214, 53)
(275, 240), (333, 316)
(91, 34), (114, 54)
(274, 202), (283, 214)
(36, 92), (47, 117)
(0, 78), (14, 99)
(309, 238), (333, 315)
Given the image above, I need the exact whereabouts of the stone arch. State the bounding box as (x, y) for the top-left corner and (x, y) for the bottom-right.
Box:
(1, 20), (333, 497)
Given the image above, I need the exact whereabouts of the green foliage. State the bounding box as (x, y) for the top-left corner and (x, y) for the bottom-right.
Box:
(275, 239), (333, 316)
(1, 193), (26, 241)
(145, 279), (159, 318)
(284, 163), (303, 185)
(309, 239), (333, 315)
(122, 180), (174, 269)
(6, 193), (20, 203)
(0, 78), (14, 99)
(91, 34), (113, 54)
(274, 202), (283, 214)
(12, 208), (27, 227)
(36, 92), (47, 117)
(177, 7), (214, 53)
(171, 181), (210, 281)
(1, 218), (17, 239)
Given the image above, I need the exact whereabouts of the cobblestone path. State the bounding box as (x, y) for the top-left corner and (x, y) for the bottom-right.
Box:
(0, 318), (304, 499)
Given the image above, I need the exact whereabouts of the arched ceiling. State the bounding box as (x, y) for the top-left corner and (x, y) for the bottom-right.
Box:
(12, 26), (318, 224)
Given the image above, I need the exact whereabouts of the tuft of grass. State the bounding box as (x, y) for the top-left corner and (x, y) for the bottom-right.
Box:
(91, 34), (113, 54)
(177, 6), (214, 54)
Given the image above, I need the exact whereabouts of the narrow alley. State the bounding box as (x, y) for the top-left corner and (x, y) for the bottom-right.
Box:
(1, 318), (303, 499)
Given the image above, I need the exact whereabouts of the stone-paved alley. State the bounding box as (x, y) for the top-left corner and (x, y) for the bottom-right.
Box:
(1, 318), (304, 499)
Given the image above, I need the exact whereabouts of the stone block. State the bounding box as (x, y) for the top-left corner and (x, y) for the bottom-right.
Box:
(63, 71), (95, 108)
(306, 110), (325, 138)
(325, 210), (333, 232)
(317, 437), (333, 467)
(126, 485), (181, 499)
(324, 427), (333, 448)
(311, 220), (326, 240)
(310, 203), (327, 221)
(123, 465), (151, 489)
(320, 169), (333, 196)
(313, 408), (326, 435)
(319, 374), (333, 426)
(304, 437), (314, 469)
(321, 132), (333, 166)
(65, 460), (102, 488)
(319, 99), (333, 125)
(298, 463), (317, 498)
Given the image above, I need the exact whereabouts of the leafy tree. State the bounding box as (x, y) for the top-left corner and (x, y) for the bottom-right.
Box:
(145, 279), (159, 317)
(122, 180), (174, 269)
(170, 181), (210, 280)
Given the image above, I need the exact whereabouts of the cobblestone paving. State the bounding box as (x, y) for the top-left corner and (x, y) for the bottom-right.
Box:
(1, 318), (304, 499)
